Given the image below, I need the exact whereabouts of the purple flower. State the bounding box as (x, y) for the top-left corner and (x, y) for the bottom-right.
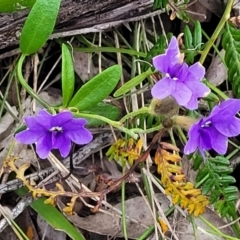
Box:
(151, 36), (210, 110)
(184, 99), (240, 157)
(15, 110), (93, 159)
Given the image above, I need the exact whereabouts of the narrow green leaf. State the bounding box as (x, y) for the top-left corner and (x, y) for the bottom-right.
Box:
(0, 0), (35, 12)
(62, 44), (75, 106)
(226, 195), (238, 202)
(82, 102), (120, 126)
(196, 167), (208, 183)
(220, 203), (229, 217)
(184, 25), (193, 48)
(202, 178), (215, 195)
(193, 21), (202, 49)
(69, 65), (122, 110)
(209, 189), (220, 204)
(114, 68), (152, 97)
(208, 156), (230, 165)
(16, 188), (85, 240)
(218, 176), (236, 184)
(20, 0), (61, 54)
(223, 186), (238, 195)
(192, 154), (203, 171)
(211, 165), (233, 174)
(202, 91), (219, 102)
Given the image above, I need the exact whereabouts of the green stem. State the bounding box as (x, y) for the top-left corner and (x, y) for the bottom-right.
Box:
(199, 216), (240, 240)
(131, 125), (163, 134)
(121, 167), (128, 240)
(120, 107), (150, 123)
(74, 112), (138, 139)
(199, 0), (233, 64)
(17, 54), (51, 110)
(73, 46), (146, 57)
(204, 81), (229, 100)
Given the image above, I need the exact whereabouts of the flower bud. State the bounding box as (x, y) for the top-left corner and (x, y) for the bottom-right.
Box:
(172, 116), (199, 131)
(149, 96), (180, 118)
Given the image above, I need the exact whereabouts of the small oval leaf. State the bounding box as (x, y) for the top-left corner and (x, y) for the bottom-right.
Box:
(69, 65), (122, 110)
(20, 0), (61, 54)
(202, 178), (215, 195)
(184, 25), (193, 48)
(193, 21), (202, 49)
(62, 44), (75, 106)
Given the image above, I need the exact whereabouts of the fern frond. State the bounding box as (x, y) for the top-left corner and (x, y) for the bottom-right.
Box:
(196, 156), (237, 217)
(155, 148), (209, 216)
(222, 22), (240, 97)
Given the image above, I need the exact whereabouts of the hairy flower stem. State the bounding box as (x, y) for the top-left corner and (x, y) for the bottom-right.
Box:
(17, 54), (52, 110)
(119, 107), (150, 123)
(75, 112), (138, 139)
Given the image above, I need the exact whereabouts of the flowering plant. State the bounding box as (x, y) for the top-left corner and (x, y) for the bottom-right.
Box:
(184, 99), (240, 157)
(15, 110), (93, 159)
(151, 37), (210, 110)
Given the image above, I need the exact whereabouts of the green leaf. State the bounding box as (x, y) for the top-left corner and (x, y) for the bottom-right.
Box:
(62, 44), (75, 107)
(0, 0), (35, 12)
(16, 187), (85, 240)
(114, 68), (152, 97)
(69, 65), (122, 110)
(153, 0), (168, 9)
(225, 195), (238, 202)
(192, 154), (203, 171)
(218, 176), (236, 185)
(220, 203), (229, 217)
(20, 0), (61, 54)
(184, 25), (193, 48)
(222, 22), (240, 97)
(211, 165), (233, 174)
(82, 102), (120, 126)
(202, 178), (215, 195)
(193, 21), (202, 49)
(209, 189), (220, 204)
(196, 167), (208, 183)
(222, 186), (238, 195)
(208, 156), (230, 165)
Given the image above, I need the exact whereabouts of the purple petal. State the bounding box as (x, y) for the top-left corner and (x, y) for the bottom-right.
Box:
(52, 133), (71, 158)
(212, 117), (240, 137)
(65, 125), (93, 145)
(184, 123), (201, 154)
(182, 82), (210, 110)
(183, 96), (198, 110)
(62, 118), (88, 130)
(151, 77), (176, 99)
(153, 37), (181, 73)
(51, 111), (73, 127)
(184, 81), (210, 98)
(171, 81), (192, 105)
(24, 116), (47, 131)
(35, 110), (53, 129)
(35, 133), (52, 159)
(15, 129), (45, 144)
(218, 99), (240, 114)
(175, 62), (189, 80)
(198, 128), (213, 151)
(210, 127), (228, 154)
(185, 62), (205, 82)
